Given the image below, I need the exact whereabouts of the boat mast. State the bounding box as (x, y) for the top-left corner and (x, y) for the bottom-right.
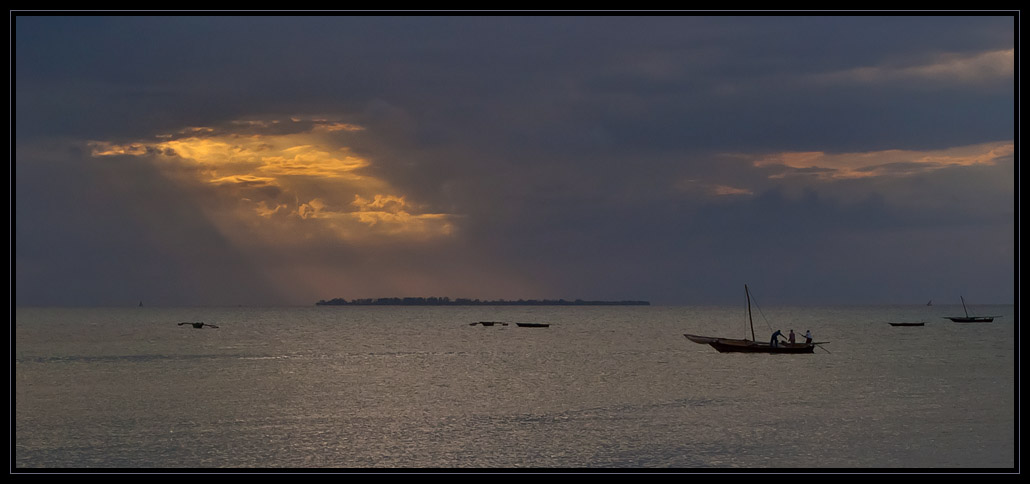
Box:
(961, 296), (969, 317)
(745, 284), (755, 342)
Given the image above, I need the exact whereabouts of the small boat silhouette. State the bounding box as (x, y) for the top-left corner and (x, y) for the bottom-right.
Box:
(178, 322), (219, 329)
(943, 297), (999, 323)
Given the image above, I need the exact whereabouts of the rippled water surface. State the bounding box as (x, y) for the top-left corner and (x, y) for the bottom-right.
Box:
(14, 305), (1016, 469)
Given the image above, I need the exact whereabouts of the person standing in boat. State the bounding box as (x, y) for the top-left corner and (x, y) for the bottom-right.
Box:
(770, 329), (784, 347)
(788, 329), (796, 344)
(804, 330), (812, 344)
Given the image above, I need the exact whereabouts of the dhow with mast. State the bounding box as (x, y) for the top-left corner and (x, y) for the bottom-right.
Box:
(684, 285), (820, 354)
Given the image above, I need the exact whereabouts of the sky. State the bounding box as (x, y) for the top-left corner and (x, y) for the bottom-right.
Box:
(13, 14), (1017, 307)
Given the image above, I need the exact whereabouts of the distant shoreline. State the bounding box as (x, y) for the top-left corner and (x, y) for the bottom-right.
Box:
(315, 297), (650, 306)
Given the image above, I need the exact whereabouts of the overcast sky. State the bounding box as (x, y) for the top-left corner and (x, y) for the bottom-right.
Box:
(14, 14), (1016, 306)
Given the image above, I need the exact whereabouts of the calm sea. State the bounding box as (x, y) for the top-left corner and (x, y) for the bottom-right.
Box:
(13, 304), (1017, 470)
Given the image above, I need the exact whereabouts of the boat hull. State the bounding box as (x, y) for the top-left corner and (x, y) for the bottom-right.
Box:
(889, 322), (926, 327)
(945, 317), (994, 323)
(683, 334), (815, 354)
(684, 334), (719, 344)
(516, 323), (550, 328)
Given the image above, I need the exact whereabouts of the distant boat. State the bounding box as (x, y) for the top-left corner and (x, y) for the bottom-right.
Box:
(943, 296), (999, 323)
(178, 322), (219, 329)
(927, 299), (932, 306)
(139, 300), (143, 307)
(516, 322), (550, 328)
(890, 301), (931, 326)
(684, 284), (821, 354)
(470, 321), (508, 326)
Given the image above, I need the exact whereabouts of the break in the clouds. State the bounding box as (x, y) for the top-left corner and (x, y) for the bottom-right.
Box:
(89, 117), (456, 246)
(14, 15), (1015, 306)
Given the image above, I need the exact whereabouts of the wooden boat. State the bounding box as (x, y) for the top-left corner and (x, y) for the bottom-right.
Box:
(470, 321), (508, 326)
(943, 296), (999, 323)
(683, 285), (819, 354)
(947, 316), (995, 323)
(684, 336), (817, 354)
(516, 322), (550, 328)
(889, 322), (925, 327)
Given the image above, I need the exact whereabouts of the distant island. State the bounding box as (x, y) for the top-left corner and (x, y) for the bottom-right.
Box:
(316, 297), (650, 306)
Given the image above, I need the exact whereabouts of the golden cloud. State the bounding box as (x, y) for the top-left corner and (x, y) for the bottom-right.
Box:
(209, 174), (277, 187)
(89, 142), (154, 157)
(90, 117), (456, 244)
(754, 142), (1013, 180)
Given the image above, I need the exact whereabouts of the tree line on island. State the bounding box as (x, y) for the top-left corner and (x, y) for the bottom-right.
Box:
(315, 297), (650, 306)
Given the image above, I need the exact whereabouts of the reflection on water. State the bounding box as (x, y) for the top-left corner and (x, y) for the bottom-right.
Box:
(14, 305), (1016, 469)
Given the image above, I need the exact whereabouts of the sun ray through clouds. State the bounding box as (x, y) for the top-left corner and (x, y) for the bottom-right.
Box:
(89, 117), (458, 247)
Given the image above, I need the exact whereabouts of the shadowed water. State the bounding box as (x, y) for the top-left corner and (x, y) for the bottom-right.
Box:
(14, 305), (1016, 469)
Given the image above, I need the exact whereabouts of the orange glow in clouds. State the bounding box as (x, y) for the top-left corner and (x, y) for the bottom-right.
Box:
(753, 142), (1013, 180)
(89, 117), (455, 244)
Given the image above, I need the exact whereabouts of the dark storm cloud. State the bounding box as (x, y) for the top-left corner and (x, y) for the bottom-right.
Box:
(17, 16), (1013, 143)
(14, 14), (1015, 306)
